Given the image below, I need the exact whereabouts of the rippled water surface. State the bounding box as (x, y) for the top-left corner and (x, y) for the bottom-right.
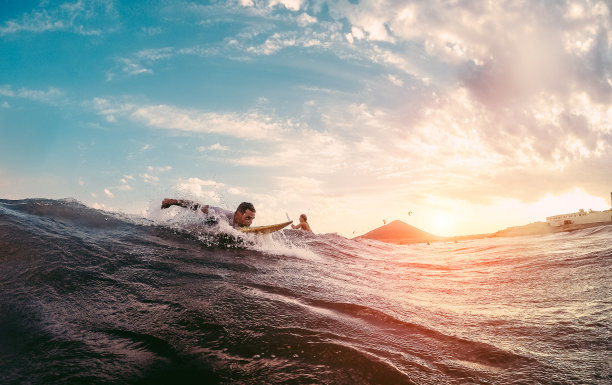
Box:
(1, 198), (610, 384)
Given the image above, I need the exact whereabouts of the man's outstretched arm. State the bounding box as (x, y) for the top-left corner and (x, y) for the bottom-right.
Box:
(161, 198), (209, 214)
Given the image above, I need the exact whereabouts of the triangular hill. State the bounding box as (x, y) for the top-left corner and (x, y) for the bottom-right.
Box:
(356, 220), (439, 244)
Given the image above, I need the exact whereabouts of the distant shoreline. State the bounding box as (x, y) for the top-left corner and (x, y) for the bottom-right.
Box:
(362, 221), (612, 245)
(486, 220), (612, 239)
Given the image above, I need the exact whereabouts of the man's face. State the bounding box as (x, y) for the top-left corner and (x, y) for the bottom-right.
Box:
(236, 209), (256, 227)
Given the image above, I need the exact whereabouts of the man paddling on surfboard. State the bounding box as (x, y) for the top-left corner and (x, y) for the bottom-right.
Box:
(161, 199), (256, 228)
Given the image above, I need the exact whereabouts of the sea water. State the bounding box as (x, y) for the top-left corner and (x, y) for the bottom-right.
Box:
(1, 198), (610, 384)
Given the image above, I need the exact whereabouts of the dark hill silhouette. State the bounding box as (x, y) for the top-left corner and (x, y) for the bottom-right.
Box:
(356, 220), (440, 244)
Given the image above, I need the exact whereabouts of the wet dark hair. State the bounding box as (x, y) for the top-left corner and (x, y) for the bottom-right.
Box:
(300, 214), (307, 221)
(236, 202), (255, 213)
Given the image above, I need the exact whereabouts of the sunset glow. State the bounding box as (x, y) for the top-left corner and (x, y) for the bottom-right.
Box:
(1, 1), (610, 237)
(432, 212), (453, 234)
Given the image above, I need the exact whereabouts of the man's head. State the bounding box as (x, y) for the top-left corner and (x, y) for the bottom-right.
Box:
(300, 214), (307, 222)
(234, 202), (256, 227)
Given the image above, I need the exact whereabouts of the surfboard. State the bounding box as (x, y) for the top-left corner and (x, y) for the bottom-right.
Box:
(236, 221), (293, 234)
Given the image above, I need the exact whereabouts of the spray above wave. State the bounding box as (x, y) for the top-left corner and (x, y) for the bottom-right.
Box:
(146, 200), (319, 260)
(1, 198), (611, 384)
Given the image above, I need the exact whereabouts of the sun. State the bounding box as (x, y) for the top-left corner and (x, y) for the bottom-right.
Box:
(432, 212), (453, 234)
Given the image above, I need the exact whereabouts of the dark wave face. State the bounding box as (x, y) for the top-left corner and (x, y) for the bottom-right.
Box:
(1, 198), (611, 384)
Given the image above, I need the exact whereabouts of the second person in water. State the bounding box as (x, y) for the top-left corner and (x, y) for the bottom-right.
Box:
(292, 214), (312, 232)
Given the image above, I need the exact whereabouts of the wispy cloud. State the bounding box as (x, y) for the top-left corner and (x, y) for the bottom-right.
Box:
(198, 143), (230, 152)
(118, 175), (134, 191)
(0, 0), (119, 36)
(139, 166), (172, 185)
(174, 178), (229, 202)
(0, 85), (15, 97)
(148, 166), (172, 173)
(88, 68), (611, 201)
(106, 48), (176, 80)
(118, 58), (153, 76)
(90, 97), (353, 174)
(17, 87), (65, 103)
(91, 99), (288, 140)
(268, 0), (305, 12)
(0, 85), (66, 105)
(332, 1), (611, 105)
(141, 173), (159, 184)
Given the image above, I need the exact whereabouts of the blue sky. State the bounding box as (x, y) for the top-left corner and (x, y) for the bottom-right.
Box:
(1, 0), (611, 237)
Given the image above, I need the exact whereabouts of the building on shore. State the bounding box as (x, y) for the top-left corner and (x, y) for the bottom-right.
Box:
(546, 209), (612, 227)
(546, 192), (612, 227)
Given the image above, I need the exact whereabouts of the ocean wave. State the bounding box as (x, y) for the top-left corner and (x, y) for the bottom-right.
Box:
(1, 198), (611, 384)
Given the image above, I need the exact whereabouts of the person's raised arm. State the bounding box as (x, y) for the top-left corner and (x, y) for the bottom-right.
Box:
(161, 198), (208, 214)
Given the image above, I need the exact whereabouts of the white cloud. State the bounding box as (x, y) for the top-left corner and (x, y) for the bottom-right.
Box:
(174, 178), (228, 202)
(118, 176), (133, 191)
(141, 26), (163, 35)
(147, 165), (172, 173)
(228, 187), (245, 195)
(387, 74), (403, 87)
(187, 178), (225, 187)
(0, 85), (65, 104)
(0, 85), (15, 97)
(92, 202), (116, 211)
(90, 97), (136, 122)
(141, 173), (160, 184)
(297, 13), (316, 26)
(136, 47), (175, 61)
(92, 98), (352, 173)
(92, 99), (288, 141)
(198, 143), (230, 151)
(269, 0), (304, 12)
(17, 87), (64, 103)
(106, 48), (176, 80)
(0, 0), (118, 36)
(248, 32), (297, 55)
(119, 58), (153, 76)
(0, 10), (66, 35)
(335, 2), (393, 42)
(350, 26), (365, 41)
(104, 188), (115, 198)
(323, 0), (611, 107)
